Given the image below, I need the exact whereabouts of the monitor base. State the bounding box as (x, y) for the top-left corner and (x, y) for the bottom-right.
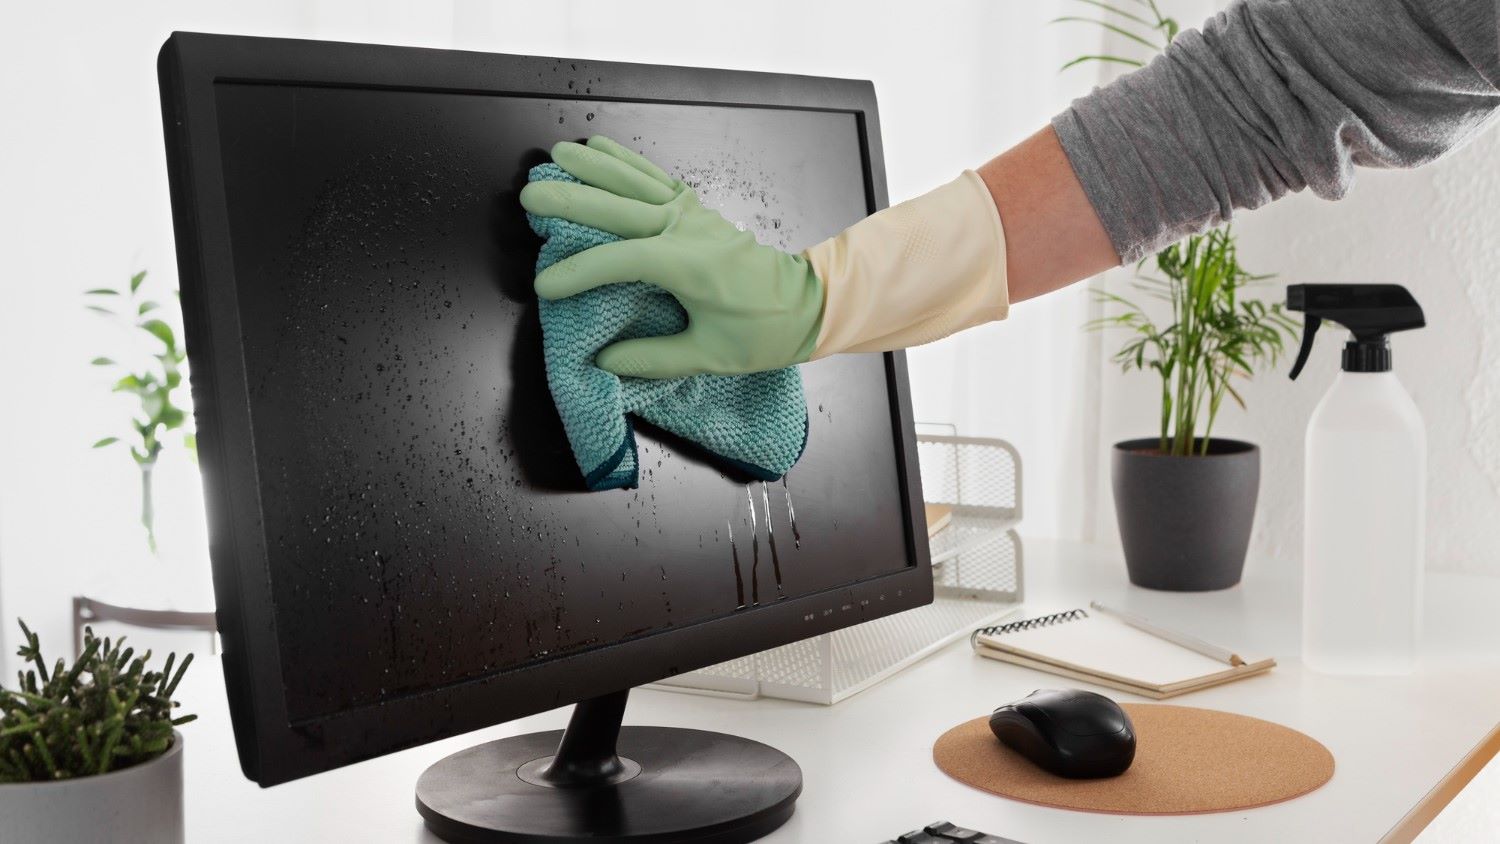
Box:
(416, 690), (801, 843)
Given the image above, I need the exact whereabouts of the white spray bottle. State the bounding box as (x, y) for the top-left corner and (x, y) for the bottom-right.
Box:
(1287, 284), (1427, 675)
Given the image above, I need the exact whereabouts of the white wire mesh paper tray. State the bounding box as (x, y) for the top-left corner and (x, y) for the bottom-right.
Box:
(650, 433), (1023, 705)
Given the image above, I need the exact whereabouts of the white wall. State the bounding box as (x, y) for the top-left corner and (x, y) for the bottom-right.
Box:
(0, 0), (1102, 673)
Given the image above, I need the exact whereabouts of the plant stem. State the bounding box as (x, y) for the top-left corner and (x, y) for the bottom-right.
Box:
(140, 461), (157, 555)
(1159, 375), (1172, 454)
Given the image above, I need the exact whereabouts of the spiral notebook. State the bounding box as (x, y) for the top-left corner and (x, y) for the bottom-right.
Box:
(970, 608), (1275, 699)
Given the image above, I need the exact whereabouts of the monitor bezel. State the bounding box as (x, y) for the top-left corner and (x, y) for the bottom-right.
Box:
(158, 31), (932, 786)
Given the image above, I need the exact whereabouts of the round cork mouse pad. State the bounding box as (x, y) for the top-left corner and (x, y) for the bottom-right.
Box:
(932, 704), (1334, 815)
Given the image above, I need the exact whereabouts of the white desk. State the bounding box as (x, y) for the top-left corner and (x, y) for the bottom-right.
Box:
(178, 540), (1500, 843)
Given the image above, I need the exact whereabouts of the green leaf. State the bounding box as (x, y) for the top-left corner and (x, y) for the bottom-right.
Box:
(84, 288), (118, 296)
(1060, 54), (1145, 72)
(90, 357), (115, 366)
(112, 374), (143, 393)
(138, 301), (160, 316)
(85, 305), (115, 317)
(130, 271), (147, 293)
(1225, 382), (1247, 409)
(91, 437), (119, 449)
(139, 319), (176, 352)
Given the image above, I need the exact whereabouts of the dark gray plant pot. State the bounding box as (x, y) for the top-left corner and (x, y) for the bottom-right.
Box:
(0, 731), (183, 844)
(1111, 438), (1259, 591)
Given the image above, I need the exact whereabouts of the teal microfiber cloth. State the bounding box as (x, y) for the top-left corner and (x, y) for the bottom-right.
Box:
(525, 163), (809, 491)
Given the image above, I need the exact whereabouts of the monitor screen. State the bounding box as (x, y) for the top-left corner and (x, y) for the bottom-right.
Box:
(161, 34), (929, 784)
(215, 86), (909, 722)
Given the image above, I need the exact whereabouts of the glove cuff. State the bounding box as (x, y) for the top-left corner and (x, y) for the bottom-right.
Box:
(804, 169), (1009, 358)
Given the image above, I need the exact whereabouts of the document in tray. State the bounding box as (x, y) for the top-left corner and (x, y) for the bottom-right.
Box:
(970, 608), (1275, 699)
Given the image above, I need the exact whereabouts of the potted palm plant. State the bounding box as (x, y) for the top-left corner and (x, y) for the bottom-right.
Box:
(84, 271), (216, 617)
(86, 270), (193, 555)
(1092, 231), (1296, 589)
(0, 620), (195, 843)
(1058, 4), (1299, 589)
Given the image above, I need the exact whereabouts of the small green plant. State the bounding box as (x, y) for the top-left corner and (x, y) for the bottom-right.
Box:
(1089, 228), (1298, 454)
(1055, 1), (1299, 455)
(86, 271), (194, 553)
(0, 621), (195, 782)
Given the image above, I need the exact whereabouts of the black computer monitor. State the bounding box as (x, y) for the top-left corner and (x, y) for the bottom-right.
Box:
(159, 32), (931, 843)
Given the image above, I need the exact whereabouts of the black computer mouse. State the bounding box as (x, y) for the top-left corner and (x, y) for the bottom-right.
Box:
(989, 689), (1136, 778)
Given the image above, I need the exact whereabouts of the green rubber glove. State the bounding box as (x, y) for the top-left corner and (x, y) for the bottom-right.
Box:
(519, 135), (825, 378)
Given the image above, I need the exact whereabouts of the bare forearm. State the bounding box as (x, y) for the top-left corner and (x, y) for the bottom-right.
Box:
(977, 126), (1116, 304)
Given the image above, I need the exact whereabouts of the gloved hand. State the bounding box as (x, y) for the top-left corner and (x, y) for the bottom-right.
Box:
(519, 135), (1011, 378)
(519, 135), (824, 377)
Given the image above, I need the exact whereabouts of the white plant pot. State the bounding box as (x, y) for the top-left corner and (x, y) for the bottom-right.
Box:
(0, 732), (183, 844)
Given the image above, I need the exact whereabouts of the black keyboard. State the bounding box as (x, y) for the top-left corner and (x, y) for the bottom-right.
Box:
(878, 820), (1024, 844)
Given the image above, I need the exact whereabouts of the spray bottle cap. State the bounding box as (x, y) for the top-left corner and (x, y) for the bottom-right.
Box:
(1286, 284), (1425, 379)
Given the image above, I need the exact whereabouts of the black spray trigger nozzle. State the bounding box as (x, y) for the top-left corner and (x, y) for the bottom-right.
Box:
(1286, 284), (1425, 375)
(1288, 315), (1321, 381)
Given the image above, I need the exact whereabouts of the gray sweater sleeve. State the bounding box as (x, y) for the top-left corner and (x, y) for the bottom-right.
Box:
(1053, 0), (1500, 264)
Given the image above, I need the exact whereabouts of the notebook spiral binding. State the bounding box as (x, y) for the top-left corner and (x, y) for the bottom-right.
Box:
(970, 608), (1088, 648)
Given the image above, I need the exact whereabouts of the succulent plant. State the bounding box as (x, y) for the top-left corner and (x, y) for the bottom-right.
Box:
(0, 621), (195, 782)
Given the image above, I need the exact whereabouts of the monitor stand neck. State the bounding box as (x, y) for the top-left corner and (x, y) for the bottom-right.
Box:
(530, 690), (635, 787)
